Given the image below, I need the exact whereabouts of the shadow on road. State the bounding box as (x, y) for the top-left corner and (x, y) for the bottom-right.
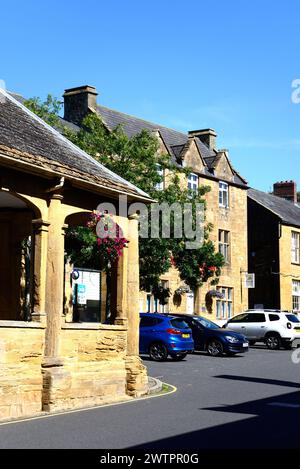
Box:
(140, 355), (189, 363)
(130, 375), (300, 449)
(192, 351), (244, 359)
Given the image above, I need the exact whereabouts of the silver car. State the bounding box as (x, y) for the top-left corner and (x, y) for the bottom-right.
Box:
(224, 310), (300, 350)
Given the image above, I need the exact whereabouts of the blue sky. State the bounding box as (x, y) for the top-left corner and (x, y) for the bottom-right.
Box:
(1, 0), (300, 191)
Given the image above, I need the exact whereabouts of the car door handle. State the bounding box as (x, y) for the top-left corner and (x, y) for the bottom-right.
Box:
(260, 326), (265, 328)
(241, 326), (246, 329)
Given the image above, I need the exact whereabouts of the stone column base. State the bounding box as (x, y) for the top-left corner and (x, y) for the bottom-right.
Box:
(125, 356), (148, 397)
(114, 317), (128, 327)
(41, 358), (68, 412)
(31, 311), (47, 325)
(42, 356), (130, 413)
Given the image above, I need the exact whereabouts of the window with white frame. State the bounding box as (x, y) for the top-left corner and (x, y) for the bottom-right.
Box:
(216, 287), (233, 319)
(292, 232), (300, 264)
(219, 230), (230, 263)
(292, 280), (300, 311)
(155, 164), (164, 190)
(219, 181), (229, 208)
(188, 173), (198, 192)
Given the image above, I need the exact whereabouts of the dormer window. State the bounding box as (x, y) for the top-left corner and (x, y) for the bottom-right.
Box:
(219, 181), (229, 208)
(188, 173), (198, 192)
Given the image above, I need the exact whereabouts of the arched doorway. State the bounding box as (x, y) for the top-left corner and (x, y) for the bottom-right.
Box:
(64, 212), (118, 323)
(0, 191), (40, 320)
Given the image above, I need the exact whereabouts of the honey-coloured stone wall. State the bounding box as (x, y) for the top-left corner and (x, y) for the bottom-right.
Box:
(0, 323), (45, 420)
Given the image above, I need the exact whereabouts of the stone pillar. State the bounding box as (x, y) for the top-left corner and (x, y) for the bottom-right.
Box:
(42, 195), (70, 412)
(31, 219), (50, 324)
(114, 247), (128, 327)
(44, 195), (66, 359)
(125, 214), (148, 397)
(126, 214), (140, 356)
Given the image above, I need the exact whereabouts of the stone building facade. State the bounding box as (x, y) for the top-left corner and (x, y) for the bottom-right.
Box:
(0, 89), (151, 420)
(248, 182), (300, 313)
(59, 86), (249, 321)
(155, 138), (249, 321)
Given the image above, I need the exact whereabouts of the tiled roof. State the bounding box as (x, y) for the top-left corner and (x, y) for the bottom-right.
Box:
(96, 105), (247, 186)
(97, 105), (214, 158)
(170, 144), (185, 161)
(0, 90), (152, 201)
(248, 188), (300, 228)
(8, 90), (247, 188)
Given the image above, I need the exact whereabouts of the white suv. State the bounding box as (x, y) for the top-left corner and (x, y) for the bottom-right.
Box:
(224, 310), (300, 350)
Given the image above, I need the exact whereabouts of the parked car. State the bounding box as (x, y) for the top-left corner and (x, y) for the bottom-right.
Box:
(223, 310), (300, 350)
(164, 313), (249, 357)
(139, 313), (194, 361)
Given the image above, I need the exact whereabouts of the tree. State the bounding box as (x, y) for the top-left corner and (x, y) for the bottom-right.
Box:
(24, 96), (225, 297)
(24, 95), (63, 129)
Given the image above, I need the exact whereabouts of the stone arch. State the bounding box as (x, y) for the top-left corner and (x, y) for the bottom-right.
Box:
(0, 190), (42, 320)
(63, 211), (122, 325)
(64, 211), (110, 323)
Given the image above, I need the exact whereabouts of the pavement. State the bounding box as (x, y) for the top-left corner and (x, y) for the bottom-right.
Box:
(147, 376), (163, 394)
(0, 345), (299, 449)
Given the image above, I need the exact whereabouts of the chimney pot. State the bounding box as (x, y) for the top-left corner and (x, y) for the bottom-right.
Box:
(273, 180), (297, 203)
(63, 85), (98, 125)
(188, 128), (217, 150)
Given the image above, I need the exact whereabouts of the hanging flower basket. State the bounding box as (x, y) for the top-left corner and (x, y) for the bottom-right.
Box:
(198, 263), (220, 281)
(206, 289), (225, 299)
(87, 211), (129, 269)
(175, 285), (191, 295)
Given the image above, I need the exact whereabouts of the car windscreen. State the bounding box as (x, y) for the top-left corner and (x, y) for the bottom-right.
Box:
(285, 314), (300, 323)
(170, 318), (190, 329)
(193, 317), (220, 329)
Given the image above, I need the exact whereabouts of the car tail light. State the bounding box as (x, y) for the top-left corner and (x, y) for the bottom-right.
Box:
(166, 328), (182, 335)
(287, 322), (292, 329)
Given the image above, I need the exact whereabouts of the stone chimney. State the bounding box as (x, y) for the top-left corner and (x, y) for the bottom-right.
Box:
(273, 180), (297, 203)
(188, 128), (217, 150)
(63, 85), (98, 125)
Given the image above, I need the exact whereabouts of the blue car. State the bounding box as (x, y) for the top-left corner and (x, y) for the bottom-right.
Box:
(139, 313), (194, 361)
(165, 314), (249, 357)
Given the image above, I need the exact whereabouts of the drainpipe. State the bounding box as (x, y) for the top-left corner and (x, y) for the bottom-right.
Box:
(46, 177), (65, 193)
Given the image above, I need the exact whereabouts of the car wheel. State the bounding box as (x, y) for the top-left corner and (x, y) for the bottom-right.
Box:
(207, 339), (224, 357)
(265, 333), (281, 350)
(249, 340), (256, 346)
(170, 353), (187, 361)
(149, 343), (168, 361)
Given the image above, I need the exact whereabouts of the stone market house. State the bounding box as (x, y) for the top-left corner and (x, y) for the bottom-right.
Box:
(0, 89), (152, 420)
(60, 85), (249, 321)
(248, 181), (300, 313)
